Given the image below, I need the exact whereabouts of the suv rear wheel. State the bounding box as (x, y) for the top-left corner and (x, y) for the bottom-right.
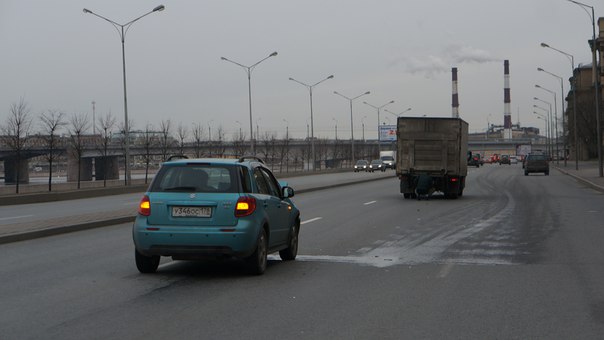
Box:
(246, 228), (268, 275)
(135, 249), (160, 273)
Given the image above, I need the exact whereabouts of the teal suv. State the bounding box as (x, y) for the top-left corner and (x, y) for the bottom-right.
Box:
(133, 157), (300, 275)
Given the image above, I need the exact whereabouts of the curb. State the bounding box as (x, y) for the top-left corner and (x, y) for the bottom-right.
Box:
(0, 173), (396, 244)
(553, 166), (604, 194)
(0, 216), (135, 245)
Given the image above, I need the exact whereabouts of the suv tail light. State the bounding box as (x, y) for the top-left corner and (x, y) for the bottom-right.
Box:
(235, 196), (256, 217)
(138, 195), (151, 216)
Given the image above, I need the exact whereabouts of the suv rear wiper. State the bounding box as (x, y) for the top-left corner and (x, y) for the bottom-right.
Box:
(163, 186), (197, 191)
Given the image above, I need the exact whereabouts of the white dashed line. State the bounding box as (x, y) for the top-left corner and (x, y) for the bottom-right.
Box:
(301, 217), (322, 225)
(363, 201), (377, 205)
(0, 214), (34, 221)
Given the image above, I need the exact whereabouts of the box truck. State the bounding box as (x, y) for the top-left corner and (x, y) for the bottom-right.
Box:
(396, 117), (468, 199)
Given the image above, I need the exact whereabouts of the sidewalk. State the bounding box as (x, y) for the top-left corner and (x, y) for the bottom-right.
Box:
(552, 160), (604, 193)
(0, 170), (395, 244)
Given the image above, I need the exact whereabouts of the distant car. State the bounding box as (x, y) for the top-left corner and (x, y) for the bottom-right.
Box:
(380, 155), (396, 169)
(369, 159), (385, 172)
(524, 153), (549, 175)
(354, 160), (369, 172)
(468, 153), (481, 168)
(510, 156), (518, 164)
(132, 157), (300, 275)
(499, 155), (511, 165)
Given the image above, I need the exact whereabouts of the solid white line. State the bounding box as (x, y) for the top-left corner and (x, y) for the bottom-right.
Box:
(0, 214), (34, 221)
(301, 217), (322, 225)
(363, 201), (377, 205)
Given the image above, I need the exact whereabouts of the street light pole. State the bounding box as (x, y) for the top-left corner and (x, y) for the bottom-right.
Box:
(83, 5), (165, 186)
(385, 107), (412, 119)
(334, 91), (371, 166)
(536, 85), (559, 162)
(534, 104), (552, 156)
(221, 52), (278, 156)
(289, 75), (334, 171)
(91, 101), (96, 135)
(541, 43), (579, 170)
(567, 0), (602, 177)
(534, 97), (554, 158)
(538, 67), (567, 166)
(332, 118), (338, 140)
(363, 100), (395, 153)
(361, 116), (367, 142)
(535, 113), (550, 152)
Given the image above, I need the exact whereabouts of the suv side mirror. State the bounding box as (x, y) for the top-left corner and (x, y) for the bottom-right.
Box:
(282, 186), (295, 198)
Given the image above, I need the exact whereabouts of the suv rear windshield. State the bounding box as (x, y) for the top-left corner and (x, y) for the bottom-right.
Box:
(150, 164), (239, 193)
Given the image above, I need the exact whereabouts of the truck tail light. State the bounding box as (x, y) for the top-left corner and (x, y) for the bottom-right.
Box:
(138, 195), (151, 216)
(235, 196), (256, 217)
(450, 177), (458, 182)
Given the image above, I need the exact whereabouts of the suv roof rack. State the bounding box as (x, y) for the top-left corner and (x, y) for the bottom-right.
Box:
(167, 154), (189, 161)
(237, 156), (264, 164)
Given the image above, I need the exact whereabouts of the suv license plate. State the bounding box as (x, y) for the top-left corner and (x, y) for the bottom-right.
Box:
(172, 206), (212, 218)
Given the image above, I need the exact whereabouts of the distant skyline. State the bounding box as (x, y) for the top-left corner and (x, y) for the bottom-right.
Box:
(1, 0), (601, 139)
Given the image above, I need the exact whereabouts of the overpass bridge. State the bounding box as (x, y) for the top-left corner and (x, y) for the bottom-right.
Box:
(1, 137), (554, 184)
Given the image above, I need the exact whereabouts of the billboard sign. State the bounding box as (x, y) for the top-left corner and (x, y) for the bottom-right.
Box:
(379, 125), (397, 142)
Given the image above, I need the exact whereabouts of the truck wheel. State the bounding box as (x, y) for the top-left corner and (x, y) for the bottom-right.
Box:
(403, 193), (411, 199)
(445, 192), (458, 199)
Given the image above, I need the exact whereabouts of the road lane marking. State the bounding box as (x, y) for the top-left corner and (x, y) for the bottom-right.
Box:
(0, 214), (34, 221)
(437, 263), (455, 278)
(301, 217), (322, 225)
(363, 201), (377, 205)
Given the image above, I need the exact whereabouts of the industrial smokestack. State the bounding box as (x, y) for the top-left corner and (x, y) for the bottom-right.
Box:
(503, 60), (512, 139)
(452, 67), (459, 118)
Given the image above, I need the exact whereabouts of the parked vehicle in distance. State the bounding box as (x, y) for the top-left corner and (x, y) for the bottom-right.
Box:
(524, 153), (549, 176)
(499, 155), (511, 165)
(369, 159), (385, 172)
(132, 157), (300, 275)
(354, 160), (369, 172)
(510, 156), (518, 164)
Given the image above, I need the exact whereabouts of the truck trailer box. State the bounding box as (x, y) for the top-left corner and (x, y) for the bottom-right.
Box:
(396, 117), (468, 199)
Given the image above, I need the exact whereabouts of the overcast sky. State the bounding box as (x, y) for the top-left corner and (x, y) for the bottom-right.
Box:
(1, 0), (601, 140)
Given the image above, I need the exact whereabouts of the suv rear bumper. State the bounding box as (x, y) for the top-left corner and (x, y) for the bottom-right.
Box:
(133, 217), (260, 258)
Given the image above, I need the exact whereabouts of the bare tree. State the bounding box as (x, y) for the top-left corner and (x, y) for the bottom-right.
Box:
(212, 126), (226, 157)
(192, 122), (206, 158)
(39, 109), (66, 191)
(118, 119), (134, 186)
(159, 119), (173, 161)
(278, 133), (290, 173)
(233, 130), (247, 157)
(1, 98), (33, 193)
(258, 131), (278, 168)
(68, 113), (90, 189)
(141, 123), (156, 183)
(176, 123), (188, 156)
(96, 112), (116, 187)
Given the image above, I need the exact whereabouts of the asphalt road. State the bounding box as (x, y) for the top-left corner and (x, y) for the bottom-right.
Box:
(2, 164), (604, 339)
